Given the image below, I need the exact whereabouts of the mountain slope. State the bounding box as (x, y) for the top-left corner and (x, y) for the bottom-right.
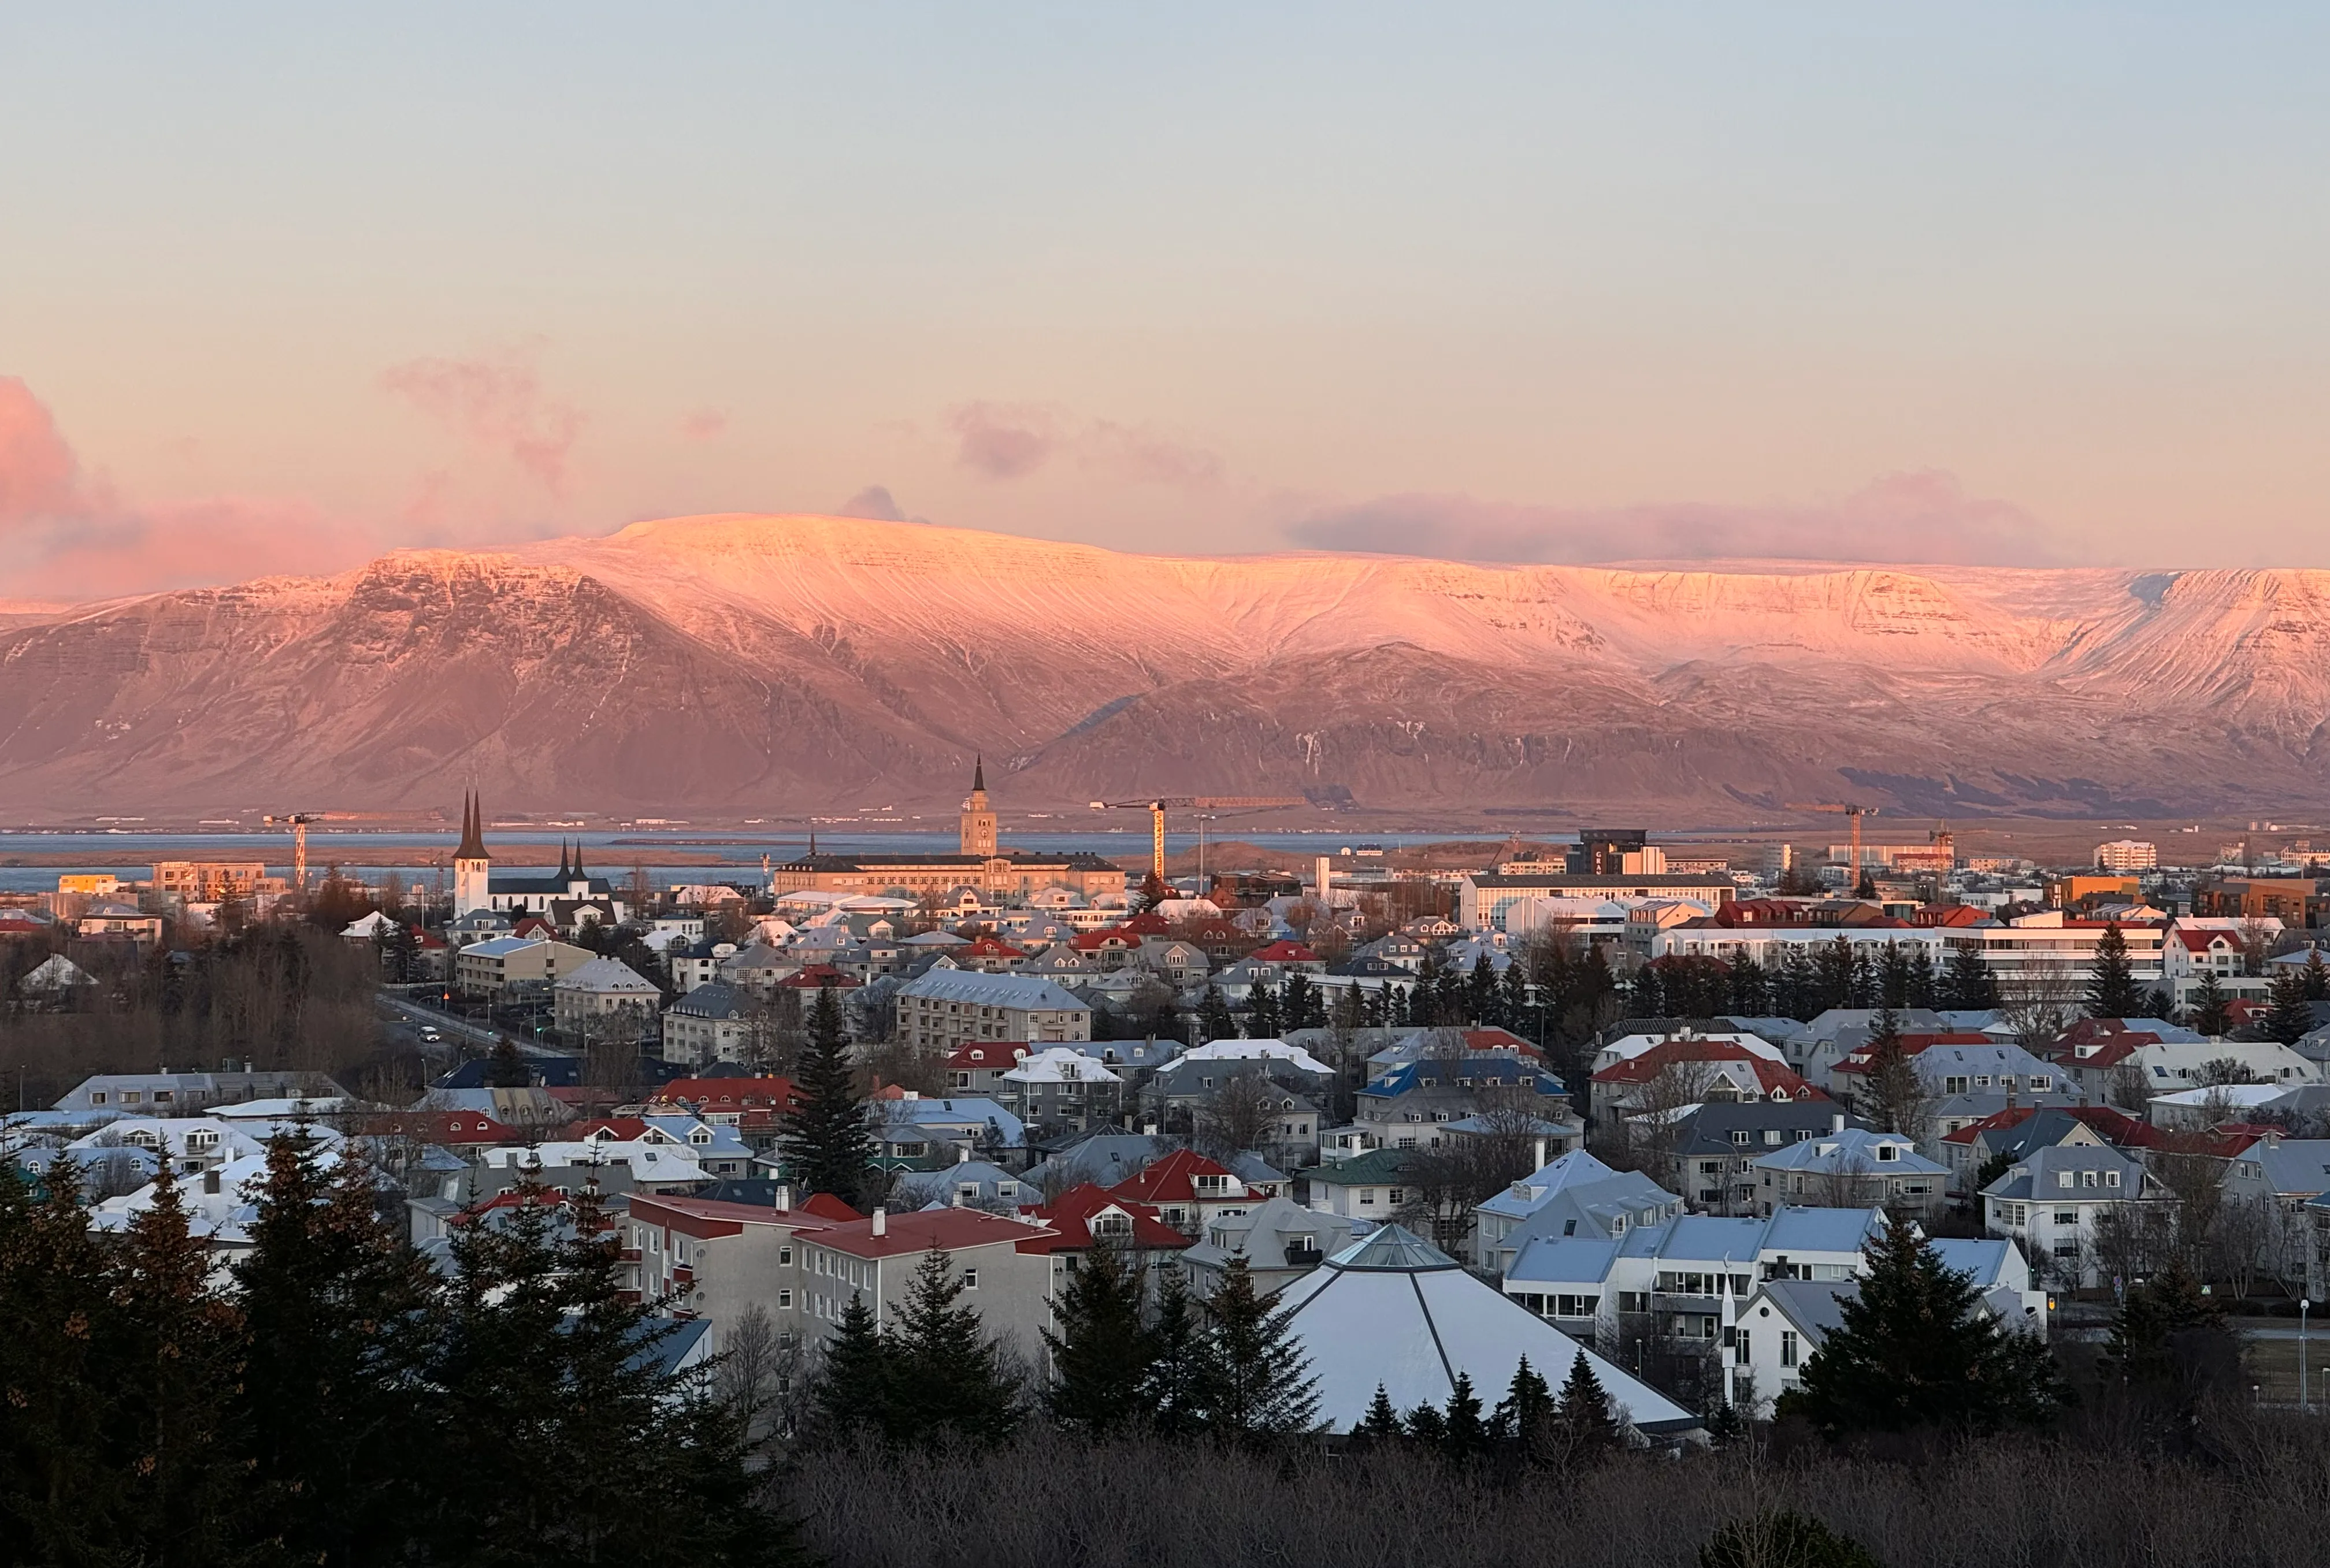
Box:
(0, 512), (2324, 820)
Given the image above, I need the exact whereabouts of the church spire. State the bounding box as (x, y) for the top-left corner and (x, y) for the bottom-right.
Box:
(454, 791), (489, 862)
(973, 754), (986, 793)
(555, 837), (572, 881)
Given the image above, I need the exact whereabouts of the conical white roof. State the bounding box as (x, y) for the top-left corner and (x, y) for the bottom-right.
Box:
(1275, 1223), (1696, 1435)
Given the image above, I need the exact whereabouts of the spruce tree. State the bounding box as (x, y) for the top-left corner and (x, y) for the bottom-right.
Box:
(1630, 961), (1667, 1020)
(1199, 984), (1236, 1044)
(1555, 1350), (1617, 1452)
(780, 980), (872, 1205)
(1140, 1262), (1208, 1436)
(2188, 969), (2233, 1038)
(1858, 1007), (1925, 1136)
(2266, 967), (2315, 1046)
(1945, 941), (1998, 1010)
(1355, 1384), (1403, 1441)
(1493, 1355), (1554, 1454)
(1042, 1241), (1153, 1433)
(1903, 945), (1939, 1010)
(481, 1035), (533, 1087)
(2104, 1259), (2232, 1394)
(2085, 924), (2144, 1019)
(889, 1244), (1022, 1441)
(1198, 1254), (1320, 1439)
(0, 1157), (135, 1562)
(809, 1291), (895, 1440)
(112, 1162), (250, 1566)
(1465, 954), (1498, 1026)
(1728, 954), (1769, 1016)
(2305, 948), (2330, 1003)
(1780, 1215), (2062, 1436)
(1247, 980), (1282, 1039)
(235, 1132), (437, 1565)
(1401, 1402), (1448, 1442)
(1439, 1370), (1489, 1459)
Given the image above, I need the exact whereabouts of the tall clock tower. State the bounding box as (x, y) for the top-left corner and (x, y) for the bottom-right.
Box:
(959, 758), (999, 857)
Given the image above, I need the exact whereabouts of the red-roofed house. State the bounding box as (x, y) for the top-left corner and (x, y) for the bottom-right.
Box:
(1591, 1041), (1825, 1120)
(1106, 1147), (1275, 1234)
(945, 1042), (1027, 1094)
(624, 1188), (863, 1333)
(778, 963), (861, 992)
(948, 936), (1030, 974)
(792, 1206), (1060, 1354)
(1015, 1183), (1188, 1291)
(361, 1109), (523, 1149)
(647, 1076), (803, 1150)
(1247, 939), (1324, 971)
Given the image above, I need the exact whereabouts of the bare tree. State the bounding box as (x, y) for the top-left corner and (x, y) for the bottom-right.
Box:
(1196, 1069), (1282, 1161)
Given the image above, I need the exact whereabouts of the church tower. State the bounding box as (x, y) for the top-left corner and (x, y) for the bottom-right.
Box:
(453, 792), (492, 916)
(959, 757), (999, 858)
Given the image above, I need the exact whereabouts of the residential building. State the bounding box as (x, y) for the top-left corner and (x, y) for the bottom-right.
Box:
(52, 1071), (346, 1119)
(1500, 1206), (1886, 1347)
(623, 1188), (862, 1335)
(1591, 1041), (1824, 1123)
(1667, 1101), (1876, 1216)
(1110, 1147), (1278, 1235)
(995, 1047), (1124, 1134)
(1940, 912), (2166, 1001)
(454, 935), (594, 998)
(2097, 840), (2159, 872)
(153, 861), (270, 902)
(792, 1206), (1060, 1355)
(1748, 1121), (1949, 1218)
(1180, 1194), (1364, 1299)
(660, 981), (758, 1067)
(1472, 1150), (1684, 1267)
(1460, 870), (1735, 932)
(1981, 1142), (2150, 1289)
(552, 956), (664, 1043)
(895, 968), (1092, 1051)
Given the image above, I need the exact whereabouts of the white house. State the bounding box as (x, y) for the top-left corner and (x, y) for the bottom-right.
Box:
(1980, 1143), (2149, 1290)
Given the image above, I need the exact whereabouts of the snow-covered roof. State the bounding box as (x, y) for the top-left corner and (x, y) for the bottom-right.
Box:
(1182, 1038), (1334, 1075)
(1275, 1224), (1695, 1434)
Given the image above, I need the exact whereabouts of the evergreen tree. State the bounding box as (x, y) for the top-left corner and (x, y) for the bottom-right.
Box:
(1283, 969), (1326, 1031)
(2188, 968), (2233, 1038)
(2266, 967), (2316, 1046)
(1042, 1241), (1153, 1433)
(1780, 1216), (2063, 1436)
(1903, 945), (1939, 1010)
(809, 1291), (895, 1440)
(1630, 961), (1667, 1020)
(1465, 954), (1498, 1027)
(1858, 1006), (1925, 1136)
(2103, 1259), (2233, 1395)
(890, 1244), (1023, 1441)
(1879, 942), (1912, 1009)
(1701, 1511), (1882, 1568)
(1140, 1262), (1209, 1436)
(780, 980), (873, 1205)
(1247, 979), (1282, 1038)
(1401, 1402), (1448, 1443)
(0, 1157), (136, 1562)
(235, 1131), (438, 1565)
(1500, 961), (1531, 1035)
(1777, 946), (1820, 1021)
(1703, 1399), (1746, 1445)
(1135, 869), (1171, 913)
(1198, 983), (1236, 1044)
(1493, 1355), (1555, 1454)
(1355, 1384), (1404, 1441)
(1198, 1255), (1320, 1439)
(2086, 924), (2145, 1018)
(1554, 1350), (1617, 1452)
(2305, 948), (2330, 1003)
(1945, 941), (1998, 1010)
(1728, 953), (1770, 1016)
(481, 1035), (533, 1087)
(112, 1162), (250, 1567)
(1854, 868), (1878, 901)
(1439, 1370), (1489, 1459)
(1813, 937), (1857, 1015)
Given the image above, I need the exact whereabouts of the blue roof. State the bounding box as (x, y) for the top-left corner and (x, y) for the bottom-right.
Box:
(1502, 1236), (1623, 1285)
(1760, 1206), (1889, 1254)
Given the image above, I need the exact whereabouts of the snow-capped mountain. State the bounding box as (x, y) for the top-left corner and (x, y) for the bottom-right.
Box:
(2, 512), (2325, 820)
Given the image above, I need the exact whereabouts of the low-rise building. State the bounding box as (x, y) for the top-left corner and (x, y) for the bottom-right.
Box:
(455, 935), (595, 998)
(1980, 1142), (2150, 1290)
(895, 969), (1092, 1051)
(1748, 1121), (1949, 1218)
(552, 956), (664, 1044)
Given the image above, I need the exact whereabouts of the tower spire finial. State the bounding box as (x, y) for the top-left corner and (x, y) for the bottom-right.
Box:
(973, 753), (986, 793)
(454, 789), (489, 862)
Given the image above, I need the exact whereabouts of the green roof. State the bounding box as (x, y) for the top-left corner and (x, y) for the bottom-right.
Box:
(1302, 1149), (1412, 1187)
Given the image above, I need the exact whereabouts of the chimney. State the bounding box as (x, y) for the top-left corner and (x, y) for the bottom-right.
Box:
(775, 1184), (791, 1213)
(1142, 1123), (1159, 1137)
(871, 1207), (887, 1237)
(1315, 856), (1333, 906)
(1830, 1112), (1846, 1134)
(956, 1145), (970, 1165)
(951, 1190), (965, 1207)
(1533, 1136), (1547, 1171)
(202, 1169), (221, 1195)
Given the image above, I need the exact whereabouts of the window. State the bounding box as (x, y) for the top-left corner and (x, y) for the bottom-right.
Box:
(1763, 1129), (1783, 1146)
(2082, 1169), (2098, 1188)
(90, 1092), (107, 1105)
(1731, 1129), (1752, 1146)
(2058, 1171), (2075, 1190)
(2053, 1210), (2077, 1225)
(780, 1246), (792, 1265)
(1735, 1330), (1752, 1366)
(2105, 1169), (2122, 1187)
(1945, 1076), (1969, 1094)
(1875, 1144), (1899, 1163)
(1780, 1330), (1799, 1368)
(1359, 1189), (1377, 1206)
(961, 1269), (978, 1289)
(2030, 1075), (2053, 1091)
(778, 1288), (793, 1308)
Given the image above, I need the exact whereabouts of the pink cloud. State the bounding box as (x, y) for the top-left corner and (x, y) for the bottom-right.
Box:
(379, 343), (584, 492)
(948, 401), (1223, 486)
(0, 376), (378, 601)
(680, 407), (728, 441)
(1287, 471), (2062, 567)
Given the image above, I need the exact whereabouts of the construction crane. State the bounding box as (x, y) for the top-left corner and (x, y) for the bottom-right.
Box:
(1786, 801), (1880, 886)
(263, 812), (320, 891)
(1089, 796), (1309, 880)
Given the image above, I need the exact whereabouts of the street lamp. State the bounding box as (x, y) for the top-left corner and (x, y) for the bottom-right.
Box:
(2303, 1298), (2312, 1413)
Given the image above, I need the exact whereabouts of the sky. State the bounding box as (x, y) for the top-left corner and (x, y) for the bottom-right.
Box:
(3, 3), (2328, 600)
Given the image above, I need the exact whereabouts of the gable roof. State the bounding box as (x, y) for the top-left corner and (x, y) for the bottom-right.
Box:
(1108, 1147), (1241, 1203)
(1015, 1183), (1186, 1251)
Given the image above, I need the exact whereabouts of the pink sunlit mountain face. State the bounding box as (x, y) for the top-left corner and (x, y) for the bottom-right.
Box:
(0, 512), (2324, 822)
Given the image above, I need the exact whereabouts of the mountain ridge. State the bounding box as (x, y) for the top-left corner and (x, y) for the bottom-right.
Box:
(1, 512), (2324, 821)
